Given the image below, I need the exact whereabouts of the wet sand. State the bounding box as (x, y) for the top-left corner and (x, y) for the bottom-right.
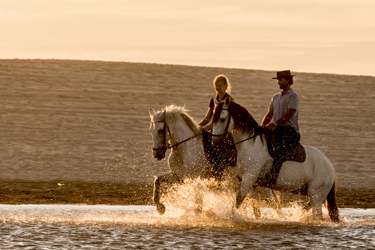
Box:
(0, 59), (374, 208)
(0, 180), (374, 209)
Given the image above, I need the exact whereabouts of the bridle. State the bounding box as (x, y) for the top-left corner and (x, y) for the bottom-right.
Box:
(152, 111), (202, 153)
(211, 108), (231, 139)
(152, 119), (170, 153)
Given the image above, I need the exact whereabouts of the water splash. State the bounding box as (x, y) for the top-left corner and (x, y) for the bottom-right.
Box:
(0, 203), (374, 230)
(0, 179), (374, 229)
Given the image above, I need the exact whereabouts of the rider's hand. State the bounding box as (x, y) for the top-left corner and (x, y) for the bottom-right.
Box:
(202, 123), (213, 131)
(266, 123), (277, 131)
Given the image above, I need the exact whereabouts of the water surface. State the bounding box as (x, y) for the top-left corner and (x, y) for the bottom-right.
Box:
(0, 205), (374, 249)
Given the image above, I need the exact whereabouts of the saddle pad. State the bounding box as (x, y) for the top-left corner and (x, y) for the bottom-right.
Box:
(289, 144), (306, 163)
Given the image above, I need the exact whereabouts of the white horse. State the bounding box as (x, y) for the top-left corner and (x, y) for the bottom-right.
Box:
(211, 98), (340, 222)
(149, 105), (281, 216)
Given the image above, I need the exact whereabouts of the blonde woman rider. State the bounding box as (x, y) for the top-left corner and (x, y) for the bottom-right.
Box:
(199, 74), (233, 130)
(199, 74), (236, 180)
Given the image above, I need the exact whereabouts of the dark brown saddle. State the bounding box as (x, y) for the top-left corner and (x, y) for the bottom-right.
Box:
(286, 144), (306, 162)
(265, 131), (306, 163)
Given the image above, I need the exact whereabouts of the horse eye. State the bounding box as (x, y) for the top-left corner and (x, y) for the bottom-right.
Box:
(220, 118), (226, 122)
(158, 130), (163, 134)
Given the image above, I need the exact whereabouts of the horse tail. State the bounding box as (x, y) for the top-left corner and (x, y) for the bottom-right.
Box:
(326, 181), (340, 222)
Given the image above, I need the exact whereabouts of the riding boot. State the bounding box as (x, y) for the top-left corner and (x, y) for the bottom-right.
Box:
(264, 159), (284, 187)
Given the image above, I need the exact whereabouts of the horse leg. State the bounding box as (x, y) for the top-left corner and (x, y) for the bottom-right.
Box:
(153, 173), (179, 215)
(267, 189), (283, 218)
(310, 202), (323, 220)
(235, 172), (255, 209)
(194, 180), (204, 214)
(252, 188), (283, 219)
(325, 182), (340, 222)
(250, 187), (263, 219)
(309, 183), (339, 222)
(252, 199), (261, 219)
(308, 185), (327, 220)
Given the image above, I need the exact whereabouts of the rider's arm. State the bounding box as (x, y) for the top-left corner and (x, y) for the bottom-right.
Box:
(261, 110), (273, 127)
(275, 108), (296, 126)
(198, 107), (213, 129)
(264, 109), (296, 131)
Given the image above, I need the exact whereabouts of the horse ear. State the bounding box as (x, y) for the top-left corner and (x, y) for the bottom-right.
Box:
(149, 108), (155, 117)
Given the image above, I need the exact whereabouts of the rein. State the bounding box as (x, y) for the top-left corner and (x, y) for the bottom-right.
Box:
(152, 110), (170, 152)
(153, 111), (202, 151)
(211, 107), (259, 146)
(168, 133), (202, 149)
(233, 133), (258, 146)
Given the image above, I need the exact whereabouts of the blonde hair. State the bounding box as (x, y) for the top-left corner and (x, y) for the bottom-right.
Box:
(213, 74), (232, 94)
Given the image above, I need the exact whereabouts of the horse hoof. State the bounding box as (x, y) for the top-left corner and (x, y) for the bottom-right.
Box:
(156, 203), (166, 215)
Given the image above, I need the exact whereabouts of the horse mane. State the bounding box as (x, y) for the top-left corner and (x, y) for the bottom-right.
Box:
(213, 101), (261, 135)
(163, 104), (200, 134)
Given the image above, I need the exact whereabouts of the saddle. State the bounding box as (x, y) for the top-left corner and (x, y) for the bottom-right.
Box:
(265, 131), (306, 163)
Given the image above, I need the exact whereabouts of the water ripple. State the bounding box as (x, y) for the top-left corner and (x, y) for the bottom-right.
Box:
(0, 205), (374, 249)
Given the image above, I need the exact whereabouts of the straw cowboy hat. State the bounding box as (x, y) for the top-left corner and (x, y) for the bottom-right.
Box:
(272, 70), (295, 79)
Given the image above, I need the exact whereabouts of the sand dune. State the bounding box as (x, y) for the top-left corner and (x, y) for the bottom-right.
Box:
(1, 59), (374, 194)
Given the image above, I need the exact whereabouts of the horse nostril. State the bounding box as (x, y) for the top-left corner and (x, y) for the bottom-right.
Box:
(154, 151), (165, 160)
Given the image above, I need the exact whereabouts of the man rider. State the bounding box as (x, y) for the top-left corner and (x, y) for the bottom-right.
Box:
(261, 70), (301, 186)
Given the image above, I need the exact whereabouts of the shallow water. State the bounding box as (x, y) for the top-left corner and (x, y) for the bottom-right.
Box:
(0, 205), (374, 249)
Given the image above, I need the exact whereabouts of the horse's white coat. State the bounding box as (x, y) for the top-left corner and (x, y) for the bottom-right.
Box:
(149, 105), (209, 178)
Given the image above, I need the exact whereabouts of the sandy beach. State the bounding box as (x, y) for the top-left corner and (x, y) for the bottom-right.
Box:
(0, 59), (374, 208)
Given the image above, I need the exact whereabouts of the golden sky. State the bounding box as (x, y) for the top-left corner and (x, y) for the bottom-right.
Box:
(1, 0), (374, 75)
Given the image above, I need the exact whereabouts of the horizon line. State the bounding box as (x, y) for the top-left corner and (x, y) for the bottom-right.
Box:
(0, 57), (373, 78)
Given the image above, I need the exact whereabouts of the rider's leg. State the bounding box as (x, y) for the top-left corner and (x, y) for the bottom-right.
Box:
(264, 126), (297, 186)
(264, 158), (284, 186)
(211, 141), (227, 181)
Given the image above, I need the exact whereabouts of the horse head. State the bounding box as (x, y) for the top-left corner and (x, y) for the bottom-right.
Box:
(149, 108), (170, 160)
(212, 98), (261, 146)
(211, 98), (235, 146)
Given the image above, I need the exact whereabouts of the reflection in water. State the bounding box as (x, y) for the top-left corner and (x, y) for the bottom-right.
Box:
(0, 205), (374, 249)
